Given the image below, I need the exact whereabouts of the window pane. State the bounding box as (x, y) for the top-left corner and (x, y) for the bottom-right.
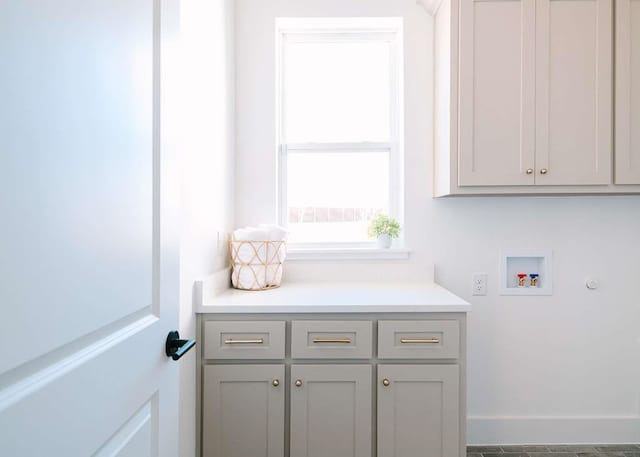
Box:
(284, 39), (391, 143)
(287, 151), (389, 243)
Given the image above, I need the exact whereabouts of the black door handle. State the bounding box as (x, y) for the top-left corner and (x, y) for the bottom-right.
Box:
(165, 330), (196, 361)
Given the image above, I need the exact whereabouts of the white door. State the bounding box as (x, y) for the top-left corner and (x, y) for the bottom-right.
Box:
(0, 1), (182, 456)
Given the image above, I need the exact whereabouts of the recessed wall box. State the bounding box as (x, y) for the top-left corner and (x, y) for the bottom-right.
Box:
(499, 250), (552, 296)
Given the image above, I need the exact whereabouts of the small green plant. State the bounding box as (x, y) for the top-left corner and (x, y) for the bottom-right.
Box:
(367, 214), (401, 239)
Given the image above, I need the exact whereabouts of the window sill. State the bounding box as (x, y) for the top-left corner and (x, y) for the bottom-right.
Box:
(286, 247), (411, 261)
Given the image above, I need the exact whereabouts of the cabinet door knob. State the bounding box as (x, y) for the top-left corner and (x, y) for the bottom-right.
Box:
(382, 378), (390, 387)
(294, 379), (303, 387)
(526, 168), (534, 175)
(272, 379), (280, 387)
(540, 168), (548, 175)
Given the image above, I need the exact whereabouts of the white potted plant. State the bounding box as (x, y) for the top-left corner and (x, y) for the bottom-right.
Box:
(367, 214), (401, 249)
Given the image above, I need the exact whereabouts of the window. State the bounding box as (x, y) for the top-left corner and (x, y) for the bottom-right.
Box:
(276, 18), (404, 248)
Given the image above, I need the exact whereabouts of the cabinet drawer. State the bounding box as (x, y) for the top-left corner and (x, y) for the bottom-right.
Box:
(291, 320), (372, 359)
(204, 321), (285, 359)
(378, 320), (459, 359)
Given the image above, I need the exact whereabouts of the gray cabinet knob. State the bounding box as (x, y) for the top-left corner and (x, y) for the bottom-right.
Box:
(272, 379), (280, 387)
(526, 168), (534, 175)
(382, 379), (390, 387)
(540, 168), (548, 175)
(294, 379), (303, 387)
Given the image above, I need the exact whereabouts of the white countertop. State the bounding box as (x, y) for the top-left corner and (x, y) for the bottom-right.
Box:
(198, 281), (470, 313)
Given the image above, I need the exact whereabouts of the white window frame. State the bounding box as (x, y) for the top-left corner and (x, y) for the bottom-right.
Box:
(275, 18), (405, 252)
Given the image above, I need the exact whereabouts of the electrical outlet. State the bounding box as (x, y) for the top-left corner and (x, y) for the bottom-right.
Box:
(472, 273), (488, 296)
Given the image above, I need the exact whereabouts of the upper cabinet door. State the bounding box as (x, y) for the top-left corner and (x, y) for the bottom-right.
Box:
(616, 0), (640, 184)
(459, 0), (536, 186)
(535, 0), (612, 185)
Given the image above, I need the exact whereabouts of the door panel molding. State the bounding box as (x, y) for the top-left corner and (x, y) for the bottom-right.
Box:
(94, 398), (154, 457)
(0, 313), (157, 411)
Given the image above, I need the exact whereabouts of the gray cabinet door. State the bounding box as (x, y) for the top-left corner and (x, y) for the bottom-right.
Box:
(458, 0), (536, 186)
(615, 0), (640, 184)
(535, 0), (612, 185)
(203, 365), (285, 457)
(290, 365), (372, 457)
(378, 365), (460, 457)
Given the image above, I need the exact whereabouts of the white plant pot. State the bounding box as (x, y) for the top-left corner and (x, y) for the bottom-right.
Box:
(377, 234), (392, 249)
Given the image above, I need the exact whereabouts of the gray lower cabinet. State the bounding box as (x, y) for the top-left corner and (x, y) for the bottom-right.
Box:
(198, 314), (466, 457)
(290, 365), (372, 457)
(378, 364), (460, 457)
(202, 365), (285, 457)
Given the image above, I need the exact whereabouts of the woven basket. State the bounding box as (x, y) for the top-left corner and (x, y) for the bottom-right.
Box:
(229, 239), (286, 290)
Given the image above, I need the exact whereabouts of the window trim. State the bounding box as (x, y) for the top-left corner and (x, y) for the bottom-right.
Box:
(275, 18), (404, 250)
(286, 247), (411, 261)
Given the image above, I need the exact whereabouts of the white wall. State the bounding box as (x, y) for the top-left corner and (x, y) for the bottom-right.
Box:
(235, 0), (640, 444)
(435, 196), (640, 444)
(179, 1), (235, 456)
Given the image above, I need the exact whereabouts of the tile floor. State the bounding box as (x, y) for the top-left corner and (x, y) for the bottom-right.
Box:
(467, 444), (640, 457)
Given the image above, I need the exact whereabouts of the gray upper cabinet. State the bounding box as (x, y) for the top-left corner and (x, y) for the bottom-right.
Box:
(378, 365), (460, 457)
(616, 0), (640, 184)
(290, 364), (372, 457)
(202, 365), (285, 457)
(459, 0), (611, 187)
(435, 0), (637, 195)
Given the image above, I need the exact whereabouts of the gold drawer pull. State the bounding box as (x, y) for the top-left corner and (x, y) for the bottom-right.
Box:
(400, 338), (440, 344)
(312, 338), (352, 344)
(224, 338), (264, 345)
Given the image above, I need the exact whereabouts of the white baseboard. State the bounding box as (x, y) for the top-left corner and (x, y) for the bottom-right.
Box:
(467, 416), (640, 445)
